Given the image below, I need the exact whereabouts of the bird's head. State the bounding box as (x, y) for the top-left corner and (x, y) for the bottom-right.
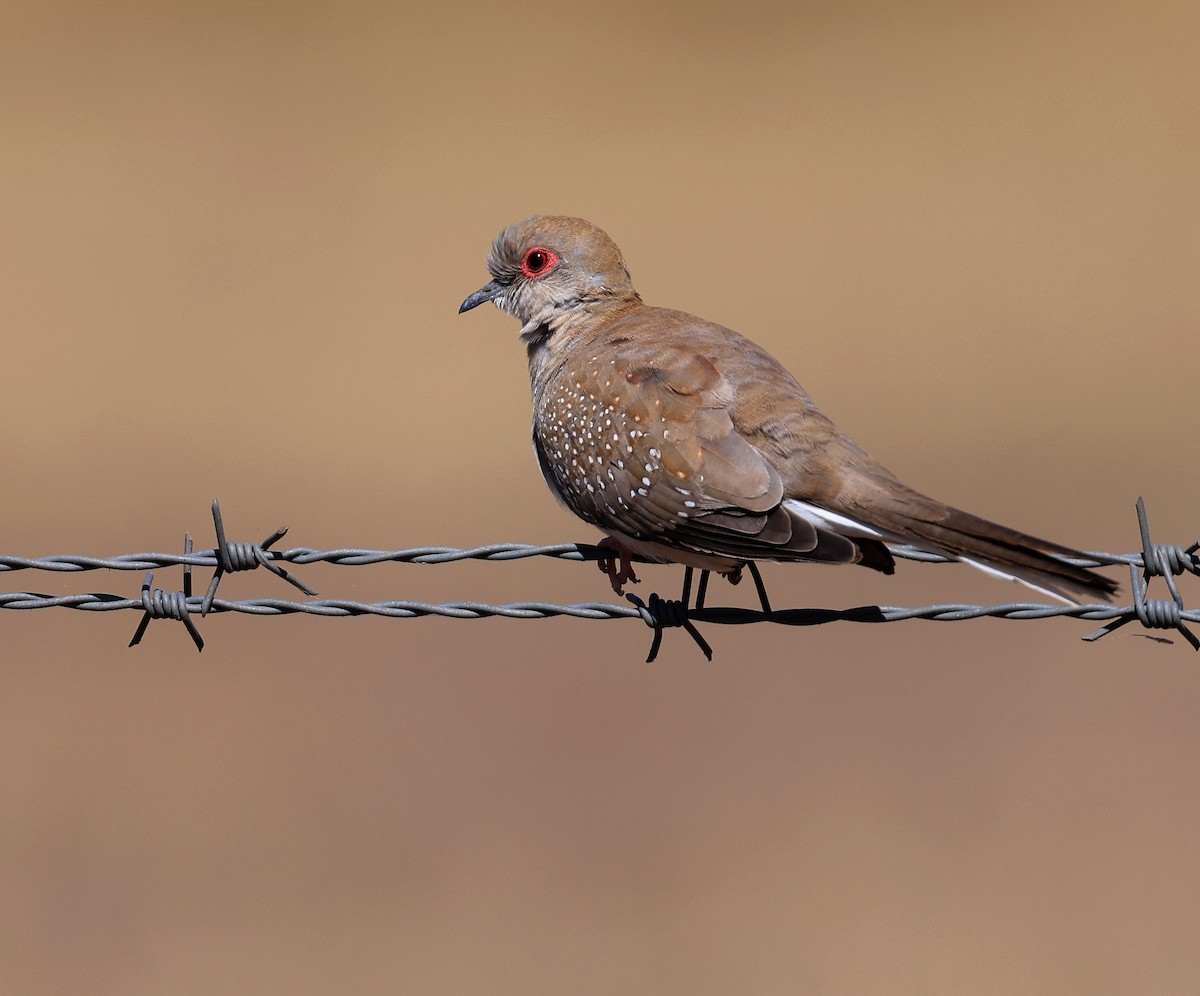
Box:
(459, 215), (639, 341)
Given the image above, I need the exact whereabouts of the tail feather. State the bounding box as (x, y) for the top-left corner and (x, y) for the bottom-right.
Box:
(872, 501), (1118, 604)
(786, 493), (1118, 604)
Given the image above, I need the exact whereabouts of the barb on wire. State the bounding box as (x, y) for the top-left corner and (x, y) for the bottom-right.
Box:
(627, 567), (713, 663)
(624, 562), (778, 663)
(1083, 498), (1200, 650)
(201, 499), (316, 615)
(128, 534), (204, 652)
(0, 497), (1196, 660)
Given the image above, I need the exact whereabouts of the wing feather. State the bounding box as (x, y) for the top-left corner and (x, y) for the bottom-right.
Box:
(532, 332), (886, 570)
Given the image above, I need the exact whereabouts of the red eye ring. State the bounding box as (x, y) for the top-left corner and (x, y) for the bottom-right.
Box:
(520, 246), (559, 279)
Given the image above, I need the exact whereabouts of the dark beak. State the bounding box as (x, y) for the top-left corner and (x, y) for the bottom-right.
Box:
(458, 279), (506, 314)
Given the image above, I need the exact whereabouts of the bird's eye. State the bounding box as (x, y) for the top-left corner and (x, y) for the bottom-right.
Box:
(520, 246), (559, 279)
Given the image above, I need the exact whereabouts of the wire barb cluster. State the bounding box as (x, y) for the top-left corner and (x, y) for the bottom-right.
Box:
(1082, 498), (1200, 650)
(127, 533), (203, 651)
(1, 497), (1196, 659)
(201, 500), (316, 615)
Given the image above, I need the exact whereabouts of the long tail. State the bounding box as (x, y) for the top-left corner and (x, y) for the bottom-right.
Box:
(888, 503), (1117, 603)
(788, 490), (1118, 604)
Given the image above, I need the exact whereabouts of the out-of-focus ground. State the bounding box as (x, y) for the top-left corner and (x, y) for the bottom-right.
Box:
(1, 2), (1197, 993)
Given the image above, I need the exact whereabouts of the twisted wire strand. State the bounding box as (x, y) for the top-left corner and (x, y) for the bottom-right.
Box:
(3, 590), (1196, 627)
(0, 542), (1156, 574)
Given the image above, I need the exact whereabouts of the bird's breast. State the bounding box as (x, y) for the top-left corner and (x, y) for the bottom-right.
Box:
(531, 356), (693, 541)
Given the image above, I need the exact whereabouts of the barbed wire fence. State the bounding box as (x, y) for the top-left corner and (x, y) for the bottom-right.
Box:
(1, 498), (1196, 661)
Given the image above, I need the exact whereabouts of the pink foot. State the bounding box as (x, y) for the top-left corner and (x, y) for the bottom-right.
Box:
(597, 537), (640, 595)
(722, 564), (743, 586)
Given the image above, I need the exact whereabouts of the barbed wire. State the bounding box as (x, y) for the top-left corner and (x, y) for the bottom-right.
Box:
(1, 498), (1196, 660)
(0, 541), (1151, 574)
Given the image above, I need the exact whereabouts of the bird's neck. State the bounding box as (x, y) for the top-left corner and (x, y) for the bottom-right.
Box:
(524, 295), (641, 397)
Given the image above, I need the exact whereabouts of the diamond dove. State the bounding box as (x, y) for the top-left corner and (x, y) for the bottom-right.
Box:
(459, 215), (1116, 604)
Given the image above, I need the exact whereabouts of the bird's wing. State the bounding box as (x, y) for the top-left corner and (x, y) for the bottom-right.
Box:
(534, 333), (890, 569)
(695, 323), (1118, 602)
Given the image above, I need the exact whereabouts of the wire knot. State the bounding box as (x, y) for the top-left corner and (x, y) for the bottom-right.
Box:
(626, 591), (713, 663)
(1143, 541), (1200, 580)
(633, 592), (690, 630)
(141, 582), (188, 622)
(1133, 597), (1183, 631)
(217, 539), (264, 573)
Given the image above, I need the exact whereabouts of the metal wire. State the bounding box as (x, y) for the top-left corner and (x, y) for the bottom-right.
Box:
(1, 497), (1196, 657)
(0, 542), (1151, 574)
(7, 588), (1199, 628)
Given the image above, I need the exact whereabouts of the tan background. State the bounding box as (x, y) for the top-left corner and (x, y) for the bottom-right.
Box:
(2, 1), (1198, 992)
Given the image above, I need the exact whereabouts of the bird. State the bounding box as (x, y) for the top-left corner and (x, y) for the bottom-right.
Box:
(459, 215), (1117, 606)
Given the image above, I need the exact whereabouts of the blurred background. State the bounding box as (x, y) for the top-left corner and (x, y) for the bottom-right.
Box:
(2, 1), (1197, 992)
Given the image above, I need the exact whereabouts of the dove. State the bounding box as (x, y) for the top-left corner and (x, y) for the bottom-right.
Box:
(460, 215), (1116, 605)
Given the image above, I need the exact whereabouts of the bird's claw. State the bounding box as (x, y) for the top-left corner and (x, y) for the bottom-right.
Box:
(597, 538), (640, 595)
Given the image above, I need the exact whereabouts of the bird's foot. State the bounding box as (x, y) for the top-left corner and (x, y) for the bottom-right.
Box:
(597, 537), (640, 595)
(722, 565), (743, 586)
